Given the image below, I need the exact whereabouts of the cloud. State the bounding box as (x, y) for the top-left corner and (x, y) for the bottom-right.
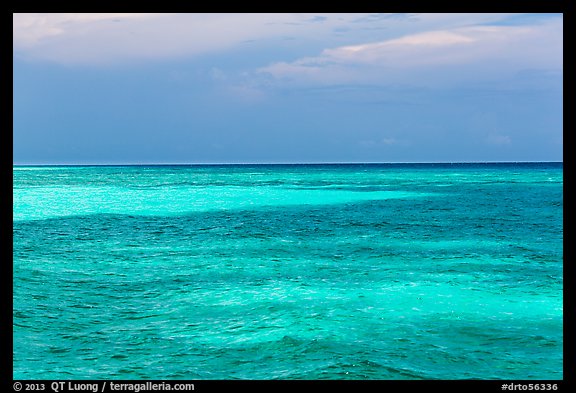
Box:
(486, 134), (512, 146)
(12, 13), (378, 65)
(13, 13), (164, 47)
(258, 17), (563, 87)
(15, 13), (286, 64)
(359, 137), (410, 148)
(13, 13), (543, 66)
(381, 137), (401, 145)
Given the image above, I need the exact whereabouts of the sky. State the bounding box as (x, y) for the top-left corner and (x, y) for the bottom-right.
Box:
(13, 13), (563, 164)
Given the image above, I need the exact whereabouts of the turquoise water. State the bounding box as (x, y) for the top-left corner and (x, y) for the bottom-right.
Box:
(13, 163), (563, 379)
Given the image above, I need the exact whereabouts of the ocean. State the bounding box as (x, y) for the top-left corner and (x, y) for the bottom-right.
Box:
(13, 163), (563, 380)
